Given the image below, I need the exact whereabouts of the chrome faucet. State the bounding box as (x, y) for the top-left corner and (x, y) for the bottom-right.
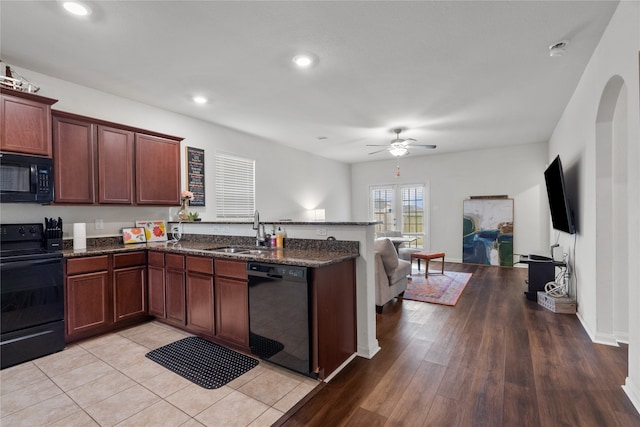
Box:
(253, 210), (266, 246)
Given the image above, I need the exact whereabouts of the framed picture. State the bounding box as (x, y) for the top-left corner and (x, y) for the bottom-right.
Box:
(135, 220), (168, 242)
(122, 227), (147, 244)
(462, 197), (513, 266)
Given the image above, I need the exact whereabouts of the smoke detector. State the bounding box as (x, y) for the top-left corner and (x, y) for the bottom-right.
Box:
(549, 40), (568, 57)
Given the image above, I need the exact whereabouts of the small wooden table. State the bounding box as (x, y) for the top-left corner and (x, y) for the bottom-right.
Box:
(411, 252), (445, 277)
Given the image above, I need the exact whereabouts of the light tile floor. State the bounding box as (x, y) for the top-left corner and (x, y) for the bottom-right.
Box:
(0, 321), (319, 426)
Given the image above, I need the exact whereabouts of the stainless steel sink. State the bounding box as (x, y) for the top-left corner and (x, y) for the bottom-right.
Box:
(206, 247), (250, 254)
(205, 247), (274, 255)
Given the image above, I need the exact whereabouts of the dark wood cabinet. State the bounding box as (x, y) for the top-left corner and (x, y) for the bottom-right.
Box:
(135, 133), (181, 205)
(97, 126), (134, 204)
(165, 253), (186, 326)
(186, 256), (215, 336)
(214, 259), (249, 348)
(51, 110), (182, 206)
(147, 251), (166, 317)
(312, 259), (356, 378)
(0, 88), (57, 157)
(52, 115), (96, 203)
(65, 256), (110, 340)
(112, 251), (147, 324)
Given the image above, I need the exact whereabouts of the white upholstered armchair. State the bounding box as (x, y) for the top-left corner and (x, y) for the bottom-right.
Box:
(374, 238), (412, 313)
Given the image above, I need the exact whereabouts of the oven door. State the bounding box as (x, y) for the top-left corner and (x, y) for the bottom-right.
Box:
(1, 255), (64, 334)
(1, 254), (65, 368)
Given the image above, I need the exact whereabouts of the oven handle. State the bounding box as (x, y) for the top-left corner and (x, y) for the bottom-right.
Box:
(0, 258), (62, 270)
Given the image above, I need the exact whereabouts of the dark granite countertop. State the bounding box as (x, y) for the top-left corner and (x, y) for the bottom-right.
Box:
(62, 239), (359, 268)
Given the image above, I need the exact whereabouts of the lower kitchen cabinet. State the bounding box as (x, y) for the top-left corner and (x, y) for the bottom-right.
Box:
(215, 259), (249, 349)
(312, 259), (357, 378)
(186, 256), (215, 336)
(165, 253), (186, 326)
(65, 255), (110, 341)
(65, 251), (151, 343)
(147, 251), (166, 317)
(112, 251), (147, 324)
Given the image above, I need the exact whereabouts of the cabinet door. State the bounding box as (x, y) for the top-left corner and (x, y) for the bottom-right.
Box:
(186, 271), (215, 335)
(215, 276), (248, 347)
(66, 271), (110, 336)
(52, 115), (96, 203)
(0, 91), (56, 157)
(113, 266), (146, 323)
(148, 264), (166, 317)
(97, 125), (134, 204)
(135, 134), (180, 205)
(166, 267), (186, 325)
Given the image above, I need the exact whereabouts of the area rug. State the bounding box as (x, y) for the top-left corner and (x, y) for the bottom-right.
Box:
(146, 336), (258, 389)
(403, 271), (472, 306)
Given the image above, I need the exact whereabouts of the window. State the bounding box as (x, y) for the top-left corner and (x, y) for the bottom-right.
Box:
(215, 153), (255, 219)
(370, 184), (425, 248)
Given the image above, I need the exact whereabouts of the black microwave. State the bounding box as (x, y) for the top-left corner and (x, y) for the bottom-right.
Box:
(0, 153), (54, 203)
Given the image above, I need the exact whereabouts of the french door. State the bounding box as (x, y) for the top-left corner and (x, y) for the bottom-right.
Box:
(370, 184), (425, 248)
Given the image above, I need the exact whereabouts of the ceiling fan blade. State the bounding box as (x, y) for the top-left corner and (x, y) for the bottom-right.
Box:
(368, 148), (389, 155)
(412, 144), (437, 149)
(366, 144), (389, 147)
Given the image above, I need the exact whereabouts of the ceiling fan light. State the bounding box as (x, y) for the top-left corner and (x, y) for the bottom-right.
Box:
(389, 147), (408, 157)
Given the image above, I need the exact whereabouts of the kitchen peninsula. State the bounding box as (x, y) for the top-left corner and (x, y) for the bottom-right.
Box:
(61, 221), (377, 380)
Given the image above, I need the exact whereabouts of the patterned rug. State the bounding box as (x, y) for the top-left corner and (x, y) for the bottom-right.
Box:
(403, 271), (472, 306)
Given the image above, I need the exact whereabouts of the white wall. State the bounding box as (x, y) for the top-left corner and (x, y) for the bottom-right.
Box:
(351, 142), (550, 262)
(0, 67), (353, 235)
(547, 1), (640, 411)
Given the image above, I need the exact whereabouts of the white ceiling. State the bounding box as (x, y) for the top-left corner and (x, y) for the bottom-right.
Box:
(1, 1), (618, 163)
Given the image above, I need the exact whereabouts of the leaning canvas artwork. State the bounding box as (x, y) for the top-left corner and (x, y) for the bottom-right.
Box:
(462, 197), (514, 266)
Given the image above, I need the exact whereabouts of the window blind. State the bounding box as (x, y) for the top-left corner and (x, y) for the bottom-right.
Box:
(215, 153), (255, 218)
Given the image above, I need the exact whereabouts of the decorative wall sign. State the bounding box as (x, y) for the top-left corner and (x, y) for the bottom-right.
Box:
(462, 197), (514, 266)
(186, 147), (205, 207)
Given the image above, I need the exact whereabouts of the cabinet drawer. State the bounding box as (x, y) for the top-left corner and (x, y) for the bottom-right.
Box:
(214, 259), (247, 280)
(186, 256), (214, 275)
(113, 251), (147, 269)
(148, 251), (164, 267)
(166, 253), (185, 270)
(66, 255), (109, 275)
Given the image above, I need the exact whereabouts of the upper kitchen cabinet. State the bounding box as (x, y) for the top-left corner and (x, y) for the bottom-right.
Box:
(97, 126), (134, 204)
(0, 87), (57, 157)
(135, 134), (181, 205)
(52, 114), (96, 203)
(52, 110), (182, 206)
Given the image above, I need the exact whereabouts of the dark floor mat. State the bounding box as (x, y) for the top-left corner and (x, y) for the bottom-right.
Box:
(249, 332), (285, 359)
(145, 336), (258, 389)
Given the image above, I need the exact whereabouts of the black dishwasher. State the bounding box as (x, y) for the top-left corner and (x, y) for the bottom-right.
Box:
(247, 262), (313, 377)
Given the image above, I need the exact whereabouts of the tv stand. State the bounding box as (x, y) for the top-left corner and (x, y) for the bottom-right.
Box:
(517, 255), (566, 301)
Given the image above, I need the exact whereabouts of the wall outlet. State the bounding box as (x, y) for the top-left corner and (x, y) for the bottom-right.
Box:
(316, 228), (327, 236)
(95, 219), (104, 230)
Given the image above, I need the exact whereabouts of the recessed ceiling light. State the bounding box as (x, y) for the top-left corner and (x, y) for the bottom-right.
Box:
(292, 53), (316, 69)
(62, 1), (91, 16)
(192, 96), (208, 104)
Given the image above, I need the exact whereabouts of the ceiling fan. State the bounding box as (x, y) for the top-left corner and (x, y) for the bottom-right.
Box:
(367, 128), (436, 157)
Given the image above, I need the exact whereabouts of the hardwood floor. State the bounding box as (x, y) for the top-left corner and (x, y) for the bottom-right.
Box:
(280, 263), (640, 426)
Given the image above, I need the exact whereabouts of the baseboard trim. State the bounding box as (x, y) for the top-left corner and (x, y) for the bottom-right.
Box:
(576, 311), (619, 347)
(323, 353), (358, 383)
(358, 342), (381, 359)
(623, 377), (640, 416)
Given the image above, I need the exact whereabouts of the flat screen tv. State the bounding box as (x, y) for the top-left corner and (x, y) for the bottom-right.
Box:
(544, 155), (576, 234)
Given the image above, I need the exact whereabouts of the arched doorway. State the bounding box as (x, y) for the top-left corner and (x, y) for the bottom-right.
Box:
(595, 75), (629, 344)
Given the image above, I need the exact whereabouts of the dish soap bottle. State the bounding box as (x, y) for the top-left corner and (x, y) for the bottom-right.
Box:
(276, 227), (284, 248)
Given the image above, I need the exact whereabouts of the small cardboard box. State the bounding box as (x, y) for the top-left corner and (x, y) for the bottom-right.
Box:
(537, 292), (576, 314)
